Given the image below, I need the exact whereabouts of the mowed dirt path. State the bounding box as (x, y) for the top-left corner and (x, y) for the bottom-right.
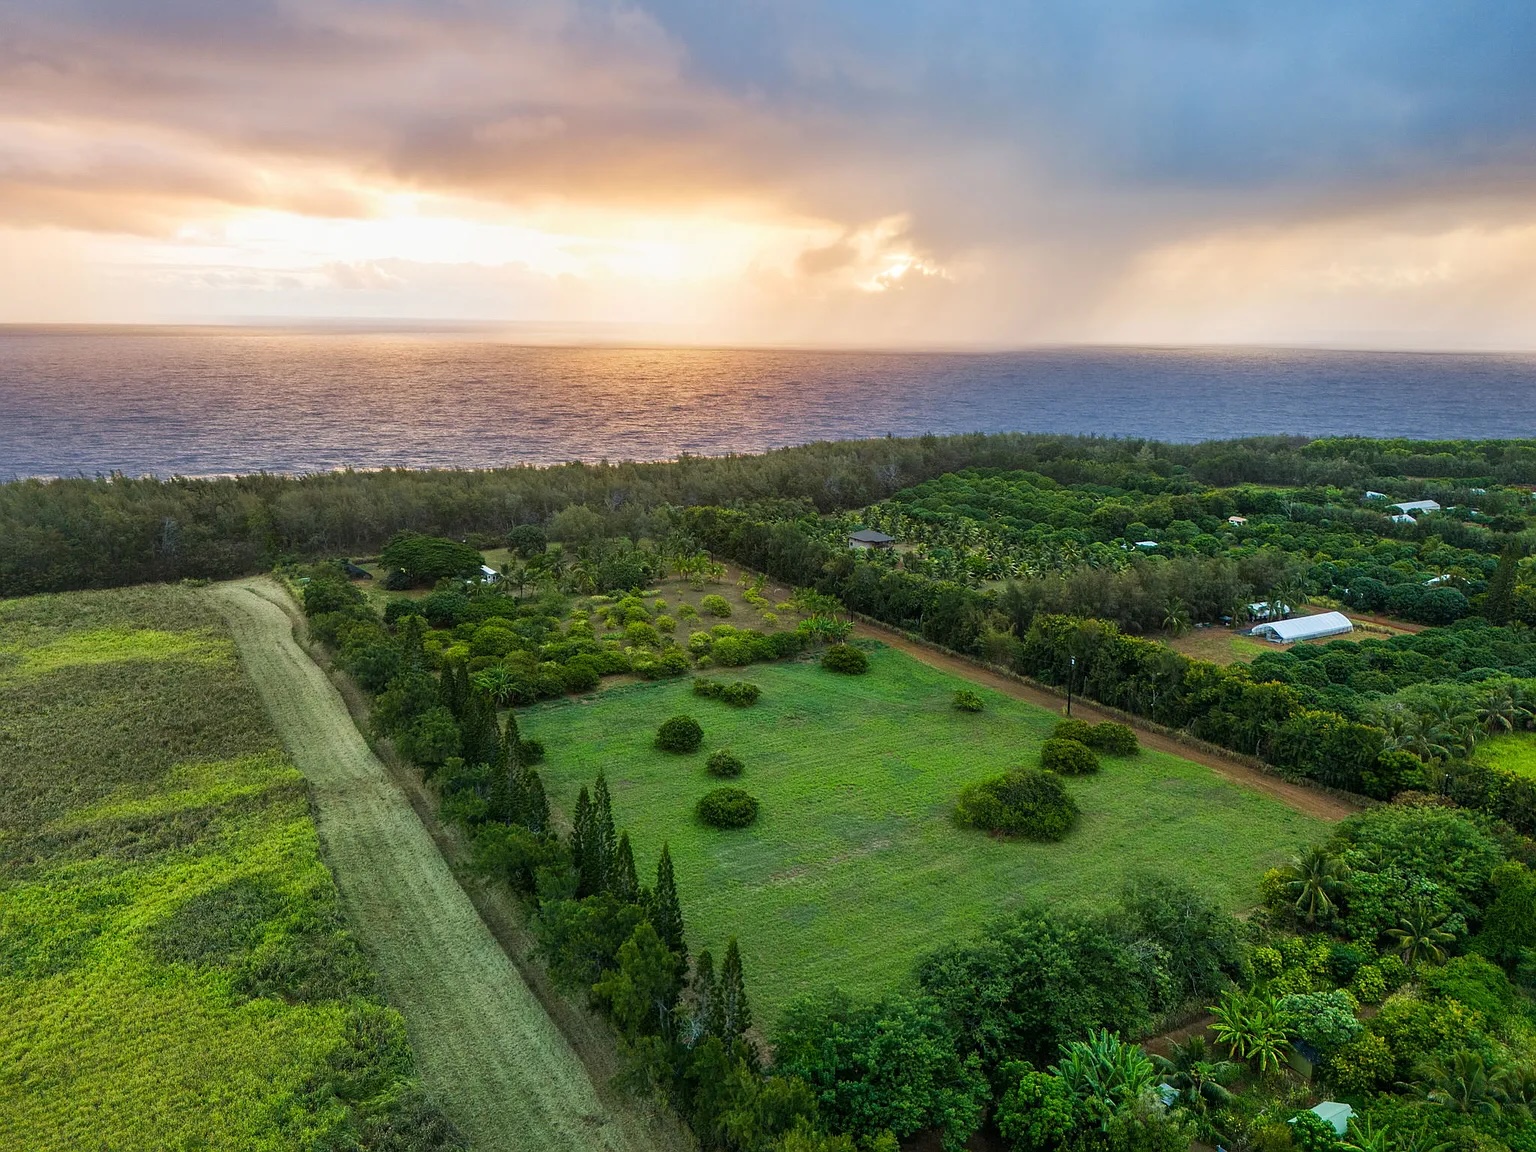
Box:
(854, 622), (1359, 822)
(211, 578), (670, 1152)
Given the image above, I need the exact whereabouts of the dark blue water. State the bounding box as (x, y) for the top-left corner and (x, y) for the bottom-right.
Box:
(2, 327), (1533, 478)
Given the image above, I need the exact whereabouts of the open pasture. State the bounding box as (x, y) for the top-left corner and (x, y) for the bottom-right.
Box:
(1477, 731), (1536, 779)
(522, 643), (1325, 1023)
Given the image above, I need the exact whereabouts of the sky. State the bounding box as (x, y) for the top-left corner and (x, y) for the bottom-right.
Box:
(3, 1), (1536, 348)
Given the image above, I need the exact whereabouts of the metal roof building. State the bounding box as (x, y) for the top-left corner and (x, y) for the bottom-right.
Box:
(1388, 499), (1441, 514)
(1250, 611), (1354, 643)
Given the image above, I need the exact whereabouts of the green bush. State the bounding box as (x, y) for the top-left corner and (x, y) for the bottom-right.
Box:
(697, 787), (759, 828)
(655, 715), (704, 753)
(954, 768), (1080, 840)
(560, 657), (601, 694)
(693, 678), (761, 706)
(953, 689), (984, 713)
(1051, 718), (1095, 745)
(1039, 737), (1100, 775)
(699, 594), (733, 618)
(517, 738), (545, 765)
(1321, 1030), (1394, 1094)
(821, 644), (869, 675)
(1087, 721), (1139, 755)
(706, 749), (745, 778)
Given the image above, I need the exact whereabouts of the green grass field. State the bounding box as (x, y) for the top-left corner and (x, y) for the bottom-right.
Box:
(521, 644), (1325, 1025)
(0, 586), (455, 1150)
(1477, 731), (1536, 778)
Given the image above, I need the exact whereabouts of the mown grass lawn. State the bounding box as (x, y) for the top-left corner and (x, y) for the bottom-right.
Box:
(1478, 731), (1536, 778)
(522, 643), (1325, 1025)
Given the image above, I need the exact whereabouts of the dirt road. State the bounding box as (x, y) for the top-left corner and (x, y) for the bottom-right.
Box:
(211, 578), (673, 1152)
(855, 622), (1359, 823)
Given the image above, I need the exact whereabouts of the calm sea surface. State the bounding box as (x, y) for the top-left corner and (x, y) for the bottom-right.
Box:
(3, 328), (1534, 479)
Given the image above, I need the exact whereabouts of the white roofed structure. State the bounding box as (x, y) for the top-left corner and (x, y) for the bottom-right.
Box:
(1250, 611), (1354, 643)
(1388, 499), (1441, 514)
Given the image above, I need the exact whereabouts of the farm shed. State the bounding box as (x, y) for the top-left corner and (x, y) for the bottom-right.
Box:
(1250, 611), (1353, 643)
(847, 529), (896, 550)
(343, 561), (373, 580)
(1363, 491), (1388, 501)
(1227, 515), (1248, 526)
(1388, 514), (1416, 524)
(1388, 499), (1441, 514)
(478, 564), (501, 582)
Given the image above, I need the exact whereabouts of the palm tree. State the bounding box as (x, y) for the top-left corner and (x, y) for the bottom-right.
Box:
(1480, 684), (1533, 735)
(1278, 845), (1351, 925)
(1412, 1050), (1509, 1116)
(1387, 905), (1455, 966)
(1152, 1036), (1236, 1127)
(1162, 599), (1191, 637)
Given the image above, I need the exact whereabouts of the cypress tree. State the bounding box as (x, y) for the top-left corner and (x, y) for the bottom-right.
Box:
(523, 769), (550, 834)
(692, 948), (721, 1040)
(650, 843), (686, 955)
(572, 786), (599, 897)
(593, 773), (618, 892)
(1486, 547), (1520, 626)
(438, 660), (465, 718)
(459, 690), (501, 769)
(397, 615), (427, 673)
(502, 711), (522, 771)
(612, 831), (639, 903)
(719, 937), (751, 1042)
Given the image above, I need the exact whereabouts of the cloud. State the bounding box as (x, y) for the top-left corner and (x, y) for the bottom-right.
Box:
(2, 1), (1536, 343)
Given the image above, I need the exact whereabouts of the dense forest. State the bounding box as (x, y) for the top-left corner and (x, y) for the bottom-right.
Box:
(5, 433), (1536, 596)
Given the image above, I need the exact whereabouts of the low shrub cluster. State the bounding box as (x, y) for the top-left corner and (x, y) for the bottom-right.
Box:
(821, 643), (869, 675)
(1051, 717), (1138, 755)
(697, 787), (760, 829)
(706, 749), (745, 778)
(953, 688), (985, 712)
(954, 768), (1080, 840)
(1039, 737), (1100, 775)
(655, 715), (704, 753)
(692, 677), (762, 706)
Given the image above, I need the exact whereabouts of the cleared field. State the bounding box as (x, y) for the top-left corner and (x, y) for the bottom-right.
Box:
(1478, 731), (1536, 778)
(1163, 627), (1271, 665)
(212, 579), (668, 1152)
(522, 644), (1326, 1024)
(0, 586), (453, 1150)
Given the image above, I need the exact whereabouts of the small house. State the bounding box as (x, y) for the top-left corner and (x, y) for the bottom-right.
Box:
(1388, 499), (1441, 515)
(478, 564), (501, 583)
(1227, 515), (1248, 526)
(1388, 513), (1416, 524)
(1363, 491), (1388, 501)
(1248, 601), (1291, 622)
(1134, 540), (1159, 549)
(1302, 1102), (1355, 1137)
(847, 529), (896, 551)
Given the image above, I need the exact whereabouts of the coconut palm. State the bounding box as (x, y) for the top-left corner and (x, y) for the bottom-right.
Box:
(1412, 1050), (1509, 1116)
(1278, 845), (1351, 924)
(1387, 906), (1455, 966)
(1480, 684), (1533, 734)
(1161, 599), (1191, 636)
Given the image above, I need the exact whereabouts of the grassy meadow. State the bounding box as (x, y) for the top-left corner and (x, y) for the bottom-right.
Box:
(522, 642), (1325, 1024)
(1477, 731), (1536, 778)
(0, 586), (454, 1150)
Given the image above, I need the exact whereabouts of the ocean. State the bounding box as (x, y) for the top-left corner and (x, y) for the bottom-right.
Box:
(3, 327), (1534, 479)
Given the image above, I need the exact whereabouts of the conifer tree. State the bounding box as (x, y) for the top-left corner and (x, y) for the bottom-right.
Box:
(1486, 547), (1520, 625)
(396, 615), (427, 673)
(502, 710), (522, 771)
(438, 660), (466, 718)
(650, 843), (686, 955)
(459, 690), (501, 769)
(691, 948), (721, 1041)
(523, 769), (550, 834)
(593, 773), (618, 891)
(719, 937), (752, 1042)
(612, 831), (639, 903)
(572, 786), (599, 897)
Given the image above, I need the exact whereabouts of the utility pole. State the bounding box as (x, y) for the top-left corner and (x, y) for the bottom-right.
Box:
(1066, 654), (1076, 717)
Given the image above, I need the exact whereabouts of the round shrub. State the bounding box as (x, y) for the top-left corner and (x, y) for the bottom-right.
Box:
(821, 644), (869, 675)
(954, 768), (1079, 840)
(706, 749), (745, 778)
(1087, 721), (1139, 756)
(722, 681), (760, 706)
(561, 657), (601, 693)
(697, 787), (759, 829)
(1052, 718), (1095, 745)
(1039, 737), (1100, 775)
(699, 594), (733, 618)
(953, 689), (984, 713)
(655, 715), (704, 753)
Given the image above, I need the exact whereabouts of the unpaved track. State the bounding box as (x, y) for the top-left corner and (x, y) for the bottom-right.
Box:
(212, 578), (669, 1152)
(854, 622), (1359, 822)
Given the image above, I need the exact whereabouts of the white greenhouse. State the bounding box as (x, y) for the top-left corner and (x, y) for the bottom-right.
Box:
(1250, 611), (1354, 643)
